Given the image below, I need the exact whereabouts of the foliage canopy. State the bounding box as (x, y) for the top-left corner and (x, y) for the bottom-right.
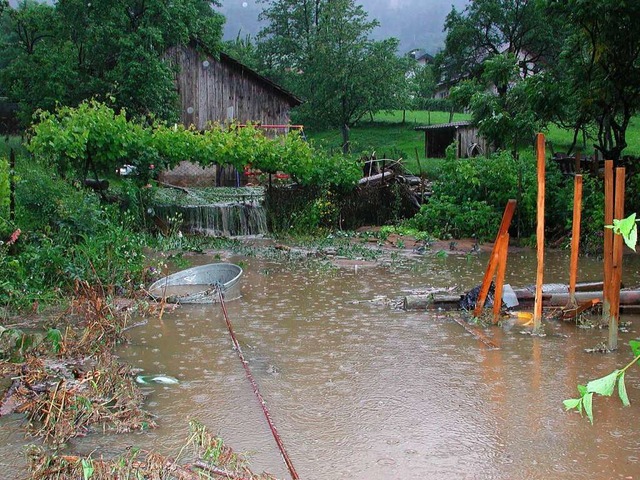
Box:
(257, 0), (407, 153)
(0, 0), (224, 124)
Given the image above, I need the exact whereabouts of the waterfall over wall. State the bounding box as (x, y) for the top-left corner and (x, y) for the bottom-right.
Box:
(152, 187), (267, 237)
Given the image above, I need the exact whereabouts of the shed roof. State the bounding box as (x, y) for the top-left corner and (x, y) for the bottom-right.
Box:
(414, 121), (473, 131)
(218, 52), (302, 107)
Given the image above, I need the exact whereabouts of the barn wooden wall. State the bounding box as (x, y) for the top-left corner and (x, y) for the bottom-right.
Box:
(166, 45), (297, 129)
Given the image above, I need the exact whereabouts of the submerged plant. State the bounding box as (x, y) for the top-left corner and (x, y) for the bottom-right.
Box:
(564, 213), (640, 423)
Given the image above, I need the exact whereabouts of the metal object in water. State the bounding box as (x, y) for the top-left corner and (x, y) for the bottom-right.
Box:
(148, 263), (243, 304)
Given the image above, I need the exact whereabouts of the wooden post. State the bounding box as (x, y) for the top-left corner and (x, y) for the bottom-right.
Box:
(575, 151), (582, 175)
(493, 233), (510, 323)
(567, 174), (583, 308)
(415, 147), (425, 204)
(472, 199), (517, 317)
(608, 167), (626, 351)
(532, 134), (546, 332)
(602, 160), (614, 327)
(9, 148), (16, 222)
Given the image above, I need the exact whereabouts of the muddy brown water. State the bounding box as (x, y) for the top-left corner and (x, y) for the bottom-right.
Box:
(3, 248), (640, 479)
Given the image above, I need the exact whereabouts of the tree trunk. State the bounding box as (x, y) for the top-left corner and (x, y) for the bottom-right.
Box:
(341, 123), (350, 154)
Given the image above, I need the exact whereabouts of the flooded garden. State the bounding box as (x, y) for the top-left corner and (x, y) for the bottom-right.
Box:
(3, 242), (640, 480)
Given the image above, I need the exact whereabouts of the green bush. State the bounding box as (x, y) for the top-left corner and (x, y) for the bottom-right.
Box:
(15, 163), (105, 237)
(406, 195), (501, 240)
(28, 100), (362, 190)
(406, 150), (579, 240)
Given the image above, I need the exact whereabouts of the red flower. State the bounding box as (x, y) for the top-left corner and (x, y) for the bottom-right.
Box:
(7, 229), (21, 245)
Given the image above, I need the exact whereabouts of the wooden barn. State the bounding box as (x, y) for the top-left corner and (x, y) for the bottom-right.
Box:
(160, 44), (302, 187)
(166, 44), (301, 129)
(415, 121), (491, 159)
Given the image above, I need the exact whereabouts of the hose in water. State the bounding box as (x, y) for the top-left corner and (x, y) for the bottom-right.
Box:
(217, 288), (301, 480)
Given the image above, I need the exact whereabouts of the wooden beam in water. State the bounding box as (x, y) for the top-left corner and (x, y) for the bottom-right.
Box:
(609, 167), (626, 351)
(567, 174), (583, 308)
(533, 133), (546, 332)
(493, 233), (510, 324)
(472, 200), (517, 317)
(602, 160), (614, 327)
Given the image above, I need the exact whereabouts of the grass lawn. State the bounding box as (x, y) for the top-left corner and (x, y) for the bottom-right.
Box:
(306, 110), (640, 177)
(305, 110), (471, 177)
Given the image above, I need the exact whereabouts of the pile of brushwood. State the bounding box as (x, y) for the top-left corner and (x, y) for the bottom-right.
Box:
(0, 281), (279, 480)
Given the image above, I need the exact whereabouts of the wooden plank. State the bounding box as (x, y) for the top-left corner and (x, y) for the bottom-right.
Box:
(568, 174), (583, 307)
(493, 233), (510, 323)
(609, 167), (625, 350)
(472, 200), (517, 316)
(602, 160), (614, 327)
(533, 133), (546, 331)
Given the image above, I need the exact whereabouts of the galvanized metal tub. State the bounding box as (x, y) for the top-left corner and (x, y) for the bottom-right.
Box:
(148, 263), (243, 304)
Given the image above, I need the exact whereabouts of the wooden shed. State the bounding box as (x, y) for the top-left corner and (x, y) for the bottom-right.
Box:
(415, 121), (490, 159)
(160, 45), (302, 187)
(166, 44), (302, 129)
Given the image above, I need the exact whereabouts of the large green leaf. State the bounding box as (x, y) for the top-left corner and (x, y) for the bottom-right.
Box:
(583, 392), (594, 425)
(563, 398), (582, 410)
(617, 372), (630, 407)
(586, 370), (620, 397)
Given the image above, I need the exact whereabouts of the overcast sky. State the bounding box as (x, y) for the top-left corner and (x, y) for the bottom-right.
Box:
(8, 0), (469, 54)
(218, 0), (469, 54)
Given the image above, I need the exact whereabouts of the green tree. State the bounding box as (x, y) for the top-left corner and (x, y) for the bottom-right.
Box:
(549, 0), (640, 162)
(436, 0), (561, 86)
(257, 0), (406, 153)
(410, 63), (436, 111)
(223, 33), (260, 71)
(0, 0), (225, 125)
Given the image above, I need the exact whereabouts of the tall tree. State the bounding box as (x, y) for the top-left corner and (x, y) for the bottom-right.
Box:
(436, 0), (560, 88)
(0, 0), (224, 125)
(549, 0), (640, 162)
(257, 0), (406, 153)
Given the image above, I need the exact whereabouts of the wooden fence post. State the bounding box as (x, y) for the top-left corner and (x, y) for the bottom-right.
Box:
(533, 133), (546, 332)
(602, 161), (614, 328)
(472, 199), (517, 317)
(493, 233), (510, 323)
(9, 148), (16, 222)
(608, 167), (626, 351)
(567, 174), (583, 308)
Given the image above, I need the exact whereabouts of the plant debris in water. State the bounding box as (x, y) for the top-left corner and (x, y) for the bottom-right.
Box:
(0, 281), (155, 445)
(28, 420), (279, 480)
(1, 282), (281, 479)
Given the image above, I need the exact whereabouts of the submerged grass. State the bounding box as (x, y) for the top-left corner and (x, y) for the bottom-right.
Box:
(1, 280), (282, 479)
(27, 420), (279, 480)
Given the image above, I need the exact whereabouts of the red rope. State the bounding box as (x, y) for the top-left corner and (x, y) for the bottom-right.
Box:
(217, 289), (301, 480)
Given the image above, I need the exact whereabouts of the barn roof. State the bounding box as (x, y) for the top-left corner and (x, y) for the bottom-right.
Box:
(414, 121), (473, 131)
(219, 52), (302, 107)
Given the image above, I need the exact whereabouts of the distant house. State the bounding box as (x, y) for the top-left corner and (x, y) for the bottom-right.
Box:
(408, 49), (434, 67)
(434, 46), (542, 100)
(415, 121), (491, 159)
(161, 44), (302, 186)
(165, 44), (302, 129)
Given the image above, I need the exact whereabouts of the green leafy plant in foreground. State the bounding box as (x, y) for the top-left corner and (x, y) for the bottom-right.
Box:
(606, 212), (638, 252)
(564, 214), (639, 423)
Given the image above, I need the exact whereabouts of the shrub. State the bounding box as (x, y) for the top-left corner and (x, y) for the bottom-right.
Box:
(28, 100), (362, 190)
(407, 150), (578, 240)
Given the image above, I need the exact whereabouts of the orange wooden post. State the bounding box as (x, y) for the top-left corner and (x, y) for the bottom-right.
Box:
(602, 161), (614, 327)
(533, 133), (546, 332)
(472, 199), (517, 317)
(493, 233), (510, 323)
(567, 174), (583, 308)
(608, 167), (626, 351)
